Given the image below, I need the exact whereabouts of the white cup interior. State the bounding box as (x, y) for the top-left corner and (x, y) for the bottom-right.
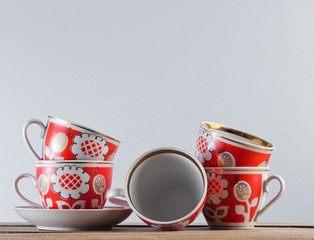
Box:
(129, 152), (204, 222)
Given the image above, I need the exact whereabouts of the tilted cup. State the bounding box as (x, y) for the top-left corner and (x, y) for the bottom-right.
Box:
(125, 147), (207, 230)
(195, 122), (274, 167)
(14, 161), (127, 209)
(23, 116), (121, 161)
(202, 167), (285, 229)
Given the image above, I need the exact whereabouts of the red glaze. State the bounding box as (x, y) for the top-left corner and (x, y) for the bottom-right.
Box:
(202, 168), (280, 229)
(35, 163), (113, 209)
(196, 124), (273, 167)
(43, 118), (120, 161)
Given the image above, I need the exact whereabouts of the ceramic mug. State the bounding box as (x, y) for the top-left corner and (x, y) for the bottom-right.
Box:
(23, 116), (121, 161)
(125, 147), (207, 230)
(14, 161), (127, 209)
(202, 167), (285, 229)
(195, 122), (275, 167)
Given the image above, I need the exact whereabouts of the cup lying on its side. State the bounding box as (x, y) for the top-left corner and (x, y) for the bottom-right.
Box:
(125, 147), (207, 230)
(202, 167), (285, 229)
(14, 161), (127, 209)
(195, 122), (275, 167)
(23, 116), (121, 161)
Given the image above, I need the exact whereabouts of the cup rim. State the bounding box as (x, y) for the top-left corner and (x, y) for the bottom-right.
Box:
(125, 147), (207, 225)
(48, 116), (121, 144)
(200, 121), (275, 151)
(35, 160), (114, 165)
(204, 167), (270, 172)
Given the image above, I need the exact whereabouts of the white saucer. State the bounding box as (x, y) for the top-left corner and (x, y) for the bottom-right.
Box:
(14, 206), (132, 231)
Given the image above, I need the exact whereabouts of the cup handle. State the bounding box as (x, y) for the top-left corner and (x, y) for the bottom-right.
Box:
(254, 174), (285, 221)
(14, 173), (42, 208)
(106, 188), (129, 208)
(23, 119), (46, 160)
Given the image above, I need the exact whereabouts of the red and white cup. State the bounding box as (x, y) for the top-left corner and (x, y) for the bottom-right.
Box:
(195, 122), (275, 167)
(202, 167), (285, 229)
(14, 161), (127, 209)
(125, 147), (207, 230)
(23, 116), (121, 161)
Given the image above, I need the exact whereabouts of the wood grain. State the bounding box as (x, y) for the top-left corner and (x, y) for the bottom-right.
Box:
(1, 223), (313, 240)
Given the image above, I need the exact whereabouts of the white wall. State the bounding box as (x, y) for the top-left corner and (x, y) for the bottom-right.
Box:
(1, 0), (313, 224)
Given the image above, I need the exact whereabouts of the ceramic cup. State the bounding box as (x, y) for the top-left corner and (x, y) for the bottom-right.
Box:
(202, 167), (285, 229)
(195, 122), (275, 167)
(125, 147), (207, 230)
(23, 116), (121, 161)
(14, 161), (127, 209)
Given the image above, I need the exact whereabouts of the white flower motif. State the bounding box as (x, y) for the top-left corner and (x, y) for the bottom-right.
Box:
(196, 130), (215, 164)
(71, 133), (109, 160)
(51, 165), (90, 199)
(206, 172), (229, 205)
(56, 200), (86, 209)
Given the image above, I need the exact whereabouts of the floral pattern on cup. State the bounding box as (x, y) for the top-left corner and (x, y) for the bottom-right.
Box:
(71, 133), (109, 160)
(23, 116), (120, 161)
(38, 174), (50, 195)
(206, 172), (229, 205)
(233, 181), (259, 223)
(218, 152), (235, 167)
(195, 129), (215, 164)
(91, 174), (107, 208)
(196, 122), (274, 167)
(51, 166), (90, 199)
(203, 206), (229, 223)
(14, 162), (129, 210)
(54, 199), (87, 209)
(203, 168), (285, 229)
(203, 172), (260, 226)
(45, 131), (68, 160)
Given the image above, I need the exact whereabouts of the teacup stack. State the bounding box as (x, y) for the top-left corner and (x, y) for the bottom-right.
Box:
(195, 122), (285, 229)
(15, 116), (125, 210)
(14, 117), (285, 231)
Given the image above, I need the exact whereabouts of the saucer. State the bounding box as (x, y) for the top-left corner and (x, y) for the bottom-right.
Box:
(14, 206), (132, 231)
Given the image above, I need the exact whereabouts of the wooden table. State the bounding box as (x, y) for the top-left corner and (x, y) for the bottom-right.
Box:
(1, 223), (313, 239)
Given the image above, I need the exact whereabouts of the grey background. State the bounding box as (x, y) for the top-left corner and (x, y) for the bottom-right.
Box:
(1, 0), (313, 224)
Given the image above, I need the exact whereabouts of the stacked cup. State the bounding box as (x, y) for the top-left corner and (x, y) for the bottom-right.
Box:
(15, 116), (125, 210)
(195, 122), (285, 229)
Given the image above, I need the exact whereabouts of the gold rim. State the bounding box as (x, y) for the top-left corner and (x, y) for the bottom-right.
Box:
(128, 149), (204, 189)
(205, 167), (269, 172)
(49, 116), (121, 144)
(35, 161), (114, 165)
(201, 122), (274, 151)
(126, 148), (206, 225)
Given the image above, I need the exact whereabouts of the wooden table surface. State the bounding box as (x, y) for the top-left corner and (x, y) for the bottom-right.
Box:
(1, 223), (313, 240)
